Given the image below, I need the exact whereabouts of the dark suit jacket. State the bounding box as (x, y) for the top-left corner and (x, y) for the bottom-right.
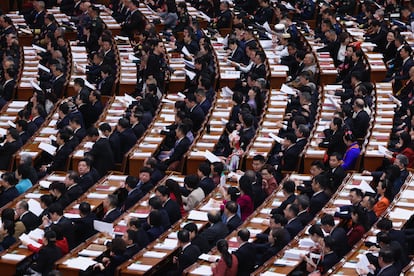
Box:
(188, 105), (205, 132)
(164, 198), (182, 225)
(352, 110), (370, 139)
(229, 46), (248, 65)
(318, 39), (341, 66)
(191, 235), (210, 254)
(135, 228), (150, 249)
(297, 210), (313, 226)
(200, 222), (229, 250)
(122, 9), (144, 36)
(285, 217), (303, 239)
(330, 226), (349, 257)
(375, 265), (399, 276)
(97, 75), (115, 96)
(0, 186), (19, 207)
(103, 49), (116, 67)
(78, 172), (95, 192)
(281, 144), (302, 171)
(73, 127), (86, 142)
(250, 63), (267, 79)
(30, 244), (62, 275)
(21, 211), (40, 233)
(123, 188), (143, 211)
(239, 127), (256, 150)
(72, 213), (97, 245)
(66, 184), (83, 204)
(48, 143), (72, 172)
(325, 166), (346, 192)
(119, 128), (137, 156)
(178, 244), (201, 274)
(199, 177), (215, 196)
(103, 208), (122, 223)
(165, 137), (191, 166)
(199, 99), (211, 115)
(87, 137), (115, 177)
(309, 190), (330, 216)
(132, 123), (145, 140)
(0, 139), (22, 170)
(234, 242), (256, 276)
(0, 79), (16, 102)
(271, 194), (296, 215)
(56, 115), (70, 130)
(124, 244), (140, 258)
(395, 58), (414, 81)
(109, 131), (123, 163)
(226, 215), (242, 233)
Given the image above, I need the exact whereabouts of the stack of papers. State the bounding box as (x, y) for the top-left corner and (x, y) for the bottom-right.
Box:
(128, 263), (152, 271)
(63, 257), (96, 271)
(191, 265), (212, 275)
(143, 251), (167, 258)
(187, 210), (209, 221)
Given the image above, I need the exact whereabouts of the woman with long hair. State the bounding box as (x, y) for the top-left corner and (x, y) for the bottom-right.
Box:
(347, 206), (369, 248)
(211, 239), (238, 275)
(165, 179), (186, 216)
(389, 131), (414, 168)
(237, 175), (254, 221)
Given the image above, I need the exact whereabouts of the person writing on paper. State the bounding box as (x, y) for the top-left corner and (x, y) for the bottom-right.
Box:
(26, 230), (62, 276)
(39, 129), (73, 174)
(22, 224), (69, 255)
(211, 239), (238, 276)
(356, 246), (400, 276)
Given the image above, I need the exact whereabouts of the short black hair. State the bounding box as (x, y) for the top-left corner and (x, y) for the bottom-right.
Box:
(237, 229), (250, 242)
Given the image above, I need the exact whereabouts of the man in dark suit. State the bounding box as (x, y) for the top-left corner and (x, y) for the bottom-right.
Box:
(283, 203), (304, 239)
(393, 45), (414, 92)
(365, 20), (387, 53)
(85, 127), (115, 177)
(129, 112), (145, 140)
(86, 52), (104, 84)
(159, 124), (191, 170)
(239, 113), (256, 151)
(122, 176), (143, 211)
(175, 229), (201, 275)
(197, 163), (215, 196)
(136, 167), (154, 195)
(102, 194), (122, 223)
(69, 116), (86, 143)
(325, 153), (346, 193)
(309, 174), (330, 216)
(77, 159), (96, 193)
(0, 128), (22, 170)
(48, 63), (66, 103)
(200, 210), (229, 250)
(271, 180), (296, 215)
(195, 89), (211, 116)
(101, 39), (116, 67)
(215, 1), (232, 29)
(123, 230), (141, 258)
(155, 185), (182, 225)
(234, 229), (256, 276)
(377, 218), (407, 257)
(250, 51), (267, 79)
(279, 133), (302, 172)
(224, 201), (242, 233)
(184, 222), (210, 254)
(0, 67), (16, 109)
(185, 93), (205, 132)
(56, 102), (71, 130)
(25, 0), (46, 29)
(374, 247), (400, 276)
(228, 38), (248, 65)
(116, 118), (138, 160)
(351, 98), (370, 139)
(317, 30), (341, 65)
(16, 200), (40, 233)
(40, 129), (72, 173)
(121, 0), (144, 37)
(295, 194), (312, 226)
(321, 214), (349, 257)
(63, 171), (83, 204)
